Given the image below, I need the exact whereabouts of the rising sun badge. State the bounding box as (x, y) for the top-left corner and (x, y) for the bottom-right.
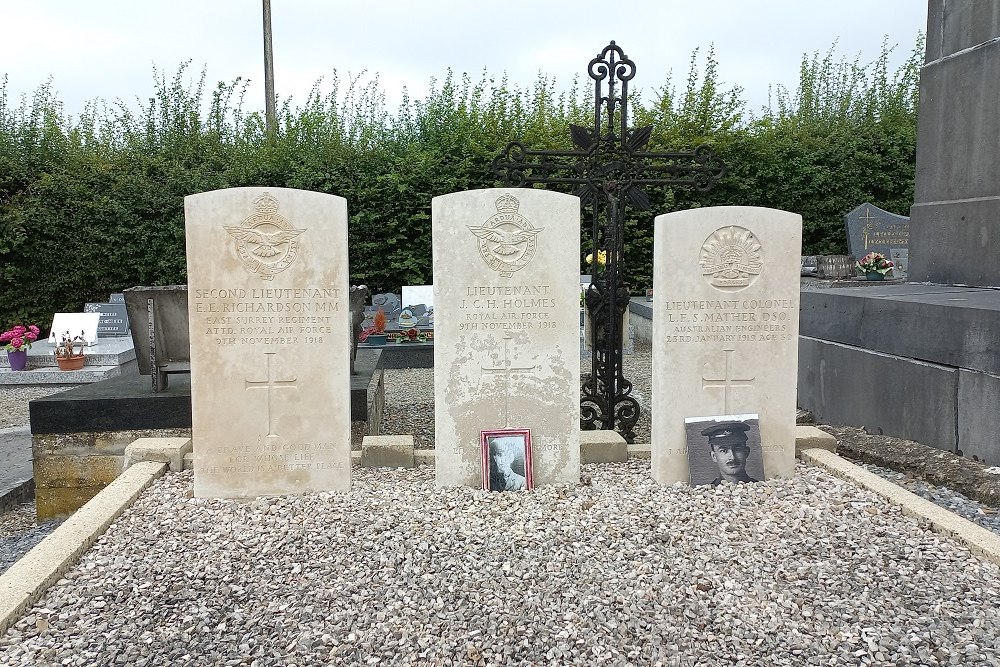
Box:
(467, 194), (544, 278)
(225, 192), (306, 280)
(699, 225), (763, 291)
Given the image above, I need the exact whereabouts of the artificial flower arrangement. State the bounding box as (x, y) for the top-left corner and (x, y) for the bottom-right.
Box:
(393, 327), (427, 343)
(358, 309), (388, 343)
(856, 251), (894, 276)
(1, 324), (40, 352)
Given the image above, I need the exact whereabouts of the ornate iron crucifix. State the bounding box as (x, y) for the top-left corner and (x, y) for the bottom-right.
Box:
(492, 41), (727, 442)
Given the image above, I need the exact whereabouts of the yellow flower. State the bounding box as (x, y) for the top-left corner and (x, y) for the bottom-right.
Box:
(586, 250), (607, 266)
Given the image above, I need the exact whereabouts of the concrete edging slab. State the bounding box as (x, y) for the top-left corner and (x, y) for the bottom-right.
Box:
(800, 447), (1000, 566)
(0, 460), (167, 635)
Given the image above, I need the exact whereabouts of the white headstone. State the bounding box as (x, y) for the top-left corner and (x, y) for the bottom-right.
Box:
(651, 206), (802, 484)
(48, 312), (101, 346)
(432, 188), (580, 488)
(402, 285), (434, 310)
(186, 187), (351, 498)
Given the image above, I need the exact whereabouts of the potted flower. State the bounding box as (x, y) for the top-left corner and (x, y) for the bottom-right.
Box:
(54, 330), (86, 371)
(856, 252), (894, 281)
(1, 324), (40, 371)
(368, 309), (388, 345)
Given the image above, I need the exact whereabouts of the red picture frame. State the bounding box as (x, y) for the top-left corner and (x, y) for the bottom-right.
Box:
(480, 428), (533, 491)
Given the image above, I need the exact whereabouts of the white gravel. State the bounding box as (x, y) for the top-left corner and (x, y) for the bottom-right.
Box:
(1, 462), (998, 666)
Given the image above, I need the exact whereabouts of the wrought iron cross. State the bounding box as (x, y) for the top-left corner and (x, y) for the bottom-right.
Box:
(491, 41), (726, 442)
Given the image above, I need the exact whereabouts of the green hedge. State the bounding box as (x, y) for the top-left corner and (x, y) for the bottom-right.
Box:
(0, 39), (921, 329)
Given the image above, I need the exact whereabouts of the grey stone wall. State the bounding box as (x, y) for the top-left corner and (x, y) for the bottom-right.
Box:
(909, 0), (1000, 285)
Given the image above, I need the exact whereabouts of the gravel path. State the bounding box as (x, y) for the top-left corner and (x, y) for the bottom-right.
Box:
(1, 462), (999, 667)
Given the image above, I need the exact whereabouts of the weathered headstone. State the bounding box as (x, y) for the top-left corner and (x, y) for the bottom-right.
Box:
(186, 188), (351, 497)
(651, 206), (801, 485)
(432, 189), (580, 488)
(844, 203), (909, 261)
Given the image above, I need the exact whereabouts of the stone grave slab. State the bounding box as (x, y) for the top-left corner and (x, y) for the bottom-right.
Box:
(651, 206), (801, 485)
(186, 187), (351, 497)
(844, 203), (909, 264)
(432, 188), (580, 488)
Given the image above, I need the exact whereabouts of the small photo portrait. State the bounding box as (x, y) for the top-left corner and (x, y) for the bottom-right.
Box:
(685, 414), (765, 486)
(481, 429), (533, 492)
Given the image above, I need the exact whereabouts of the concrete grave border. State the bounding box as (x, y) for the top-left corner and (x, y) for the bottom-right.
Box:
(0, 460), (167, 635)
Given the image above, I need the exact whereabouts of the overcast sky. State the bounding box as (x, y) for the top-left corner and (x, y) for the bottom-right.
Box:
(3, 1), (928, 121)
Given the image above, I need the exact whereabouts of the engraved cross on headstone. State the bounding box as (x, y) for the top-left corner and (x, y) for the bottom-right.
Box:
(492, 41), (726, 443)
(860, 206), (877, 249)
(245, 352), (298, 437)
(481, 330), (537, 427)
(701, 348), (755, 414)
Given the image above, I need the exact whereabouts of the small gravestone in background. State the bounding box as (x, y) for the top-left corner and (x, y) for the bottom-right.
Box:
(84, 301), (131, 337)
(372, 293), (402, 319)
(844, 203), (909, 263)
(49, 312), (101, 346)
(433, 189), (580, 488)
(109, 293), (126, 304)
(651, 207), (802, 485)
(186, 188), (351, 498)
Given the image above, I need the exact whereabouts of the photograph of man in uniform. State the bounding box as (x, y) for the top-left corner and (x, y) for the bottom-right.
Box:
(685, 415), (765, 486)
(482, 430), (533, 491)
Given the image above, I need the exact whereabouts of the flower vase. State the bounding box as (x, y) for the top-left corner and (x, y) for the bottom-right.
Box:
(865, 272), (885, 281)
(6, 350), (27, 371)
(367, 334), (387, 346)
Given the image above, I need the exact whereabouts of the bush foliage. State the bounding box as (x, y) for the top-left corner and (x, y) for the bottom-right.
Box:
(0, 38), (921, 328)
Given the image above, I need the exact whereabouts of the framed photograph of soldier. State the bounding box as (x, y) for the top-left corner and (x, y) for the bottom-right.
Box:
(684, 414), (765, 486)
(481, 428), (534, 492)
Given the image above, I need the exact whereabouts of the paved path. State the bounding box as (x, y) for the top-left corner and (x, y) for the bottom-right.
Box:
(0, 427), (32, 511)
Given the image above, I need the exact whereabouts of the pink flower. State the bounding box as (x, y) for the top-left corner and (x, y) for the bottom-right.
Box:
(28, 325), (40, 335)
(25, 331), (37, 342)
(12, 325), (26, 335)
(0, 332), (10, 344)
(10, 336), (24, 350)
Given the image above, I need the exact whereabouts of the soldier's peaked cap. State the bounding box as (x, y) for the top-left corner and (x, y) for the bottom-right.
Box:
(700, 421), (751, 445)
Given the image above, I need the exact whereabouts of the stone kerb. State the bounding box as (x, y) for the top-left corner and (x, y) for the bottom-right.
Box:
(651, 206), (802, 485)
(185, 188), (351, 498)
(432, 188), (580, 488)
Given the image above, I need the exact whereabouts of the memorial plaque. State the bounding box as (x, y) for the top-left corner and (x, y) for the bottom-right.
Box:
(186, 188), (351, 497)
(432, 189), (580, 488)
(84, 302), (131, 337)
(651, 206), (801, 485)
(49, 312), (101, 346)
(844, 203), (909, 260)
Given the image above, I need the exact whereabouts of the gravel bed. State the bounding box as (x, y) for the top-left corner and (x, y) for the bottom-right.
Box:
(0, 501), (61, 575)
(854, 460), (1000, 535)
(1, 462), (998, 666)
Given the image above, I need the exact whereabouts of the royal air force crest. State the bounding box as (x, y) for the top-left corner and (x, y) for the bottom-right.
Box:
(225, 192), (306, 280)
(699, 225), (763, 291)
(468, 194), (543, 278)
